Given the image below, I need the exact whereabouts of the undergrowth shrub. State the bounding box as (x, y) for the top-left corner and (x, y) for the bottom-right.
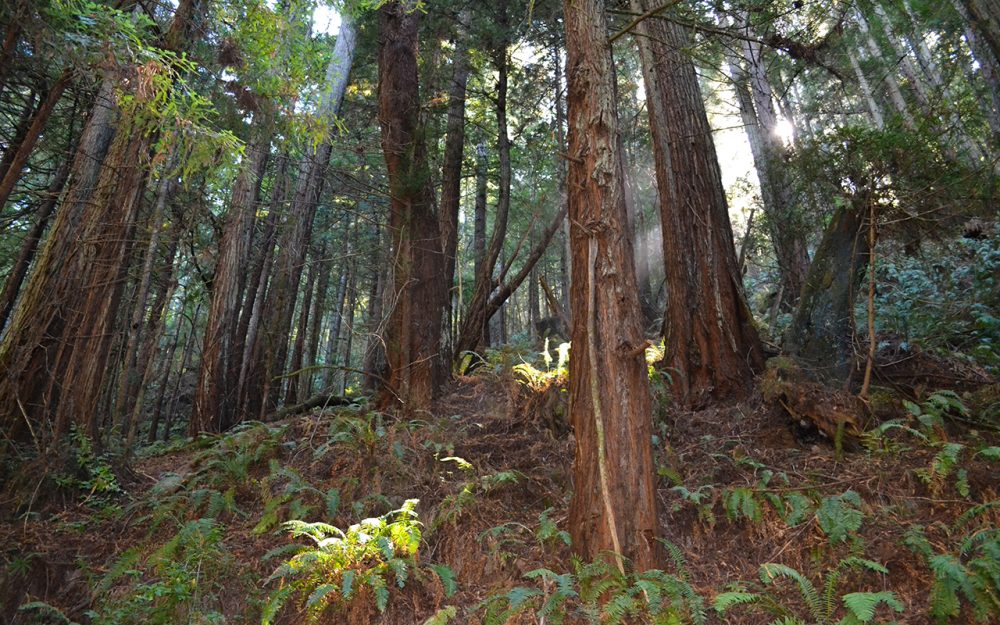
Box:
(133, 422), (287, 531)
(714, 556), (902, 625)
(481, 540), (706, 625)
(262, 499), (456, 623)
(84, 518), (233, 625)
(869, 236), (1000, 373)
(904, 504), (1000, 623)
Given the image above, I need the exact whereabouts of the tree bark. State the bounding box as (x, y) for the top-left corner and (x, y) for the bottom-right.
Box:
(284, 246), (318, 405)
(303, 241), (331, 397)
(785, 201), (871, 385)
(377, 0), (448, 412)
(727, 21), (810, 301)
(115, 161), (177, 444)
(249, 16), (356, 419)
(563, 0), (661, 572)
(437, 13), (471, 363)
(631, 1), (764, 406)
(962, 0), (1000, 65)
(192, 117), (272, 434)
(0, 0), (202, 446)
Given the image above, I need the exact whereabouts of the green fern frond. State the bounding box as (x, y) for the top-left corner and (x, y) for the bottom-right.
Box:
(713, 591), (763, 612)
(841, 591), (904, 622)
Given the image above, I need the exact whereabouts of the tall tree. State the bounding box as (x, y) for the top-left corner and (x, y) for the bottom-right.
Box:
(0, 1), (202, 445)
(630, 2), (764, 406)
(563, 0), (661, 572)
(727, 14), (811, 301)
(191, 114), (272, 434)
(377, 0), (448, 412)
(242, 15), (357, 422)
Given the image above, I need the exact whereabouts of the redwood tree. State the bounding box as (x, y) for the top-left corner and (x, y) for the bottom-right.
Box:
(377, 0), (448, 412)
(0, 0), (202, 445)
(630, 3), (764, 406)
(563, 0), (662, 572)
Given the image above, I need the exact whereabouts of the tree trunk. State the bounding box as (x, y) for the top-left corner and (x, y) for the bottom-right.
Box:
(0, 0), (201, 446)
(192, 118), (272, 434)
(0, 153), (70, 330)
(848, 47), (887, 128)
(0, 88), (36, 195)
(785, 201), (871, 385)
(472, 142), (488, 294)
(438, 13), (471, 363)
(249, 16), (356, 418)
(953, 0), (1000, 141)
(303, 241), (331, 397)
(455, 9), (515, 357)
(340, 256), (359, 395)
(377, 0), (448, 412)
(563, 0), (661, 572)
(962, 0), (1000, 65)
(362, 223), (386, 393)
(631, 1), (764, 406)
(116, 162), (176, 444)
(284, 247), (317, 405)
(727, 23), (810, 301)
(0, 71), (69, 211)
(857, 15), (916, 128)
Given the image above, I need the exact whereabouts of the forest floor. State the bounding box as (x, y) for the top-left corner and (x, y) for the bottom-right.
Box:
(2, 358), (999, 625)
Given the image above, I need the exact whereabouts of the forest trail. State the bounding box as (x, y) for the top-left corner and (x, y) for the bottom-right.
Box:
(4, 371), (998, 624)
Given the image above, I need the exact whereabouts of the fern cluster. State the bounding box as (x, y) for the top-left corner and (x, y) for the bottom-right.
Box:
(904, 511), (1000, 623)
(262, 499), (456, 623)
(714, 557), (903, 625)
(481, 541), (706, 625)
(132, 422), (287, 531)
(82, 518), (233, 625)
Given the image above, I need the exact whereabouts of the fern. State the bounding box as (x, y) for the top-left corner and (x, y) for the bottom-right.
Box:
(263, 499), (456, 623)
(718, 557), (897, 625)
(816, 490), (864, 545)
(422, 606), (458, 625)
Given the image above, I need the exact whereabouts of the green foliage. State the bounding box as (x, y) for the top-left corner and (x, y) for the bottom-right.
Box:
(263, 500), (455, 622)
(904, 519), (1000, 623)
(870, 238), (1000, 374)
(816, 491), (864, 546)
(83, 518), (232, 625)
(53, 426), (123, 506)
(253, 460), (341, 535)
(17, 601), (81, 625)
(311, 412), (388, 458)
(714, 557), (901, 625)
(481, 547), (706, 625)
(513, 338), (570, 391)
(868, 392), (989, 497)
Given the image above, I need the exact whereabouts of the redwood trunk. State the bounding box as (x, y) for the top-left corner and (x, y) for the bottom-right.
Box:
(0, 71), (69, 211)
(377, 0), (448, 412)
(0, 154), (70, 330)
(563, 0), (661, 572)
(438, 16), (471, 362)
(192, 121), (272, 433)
(632, 1), (764, 406)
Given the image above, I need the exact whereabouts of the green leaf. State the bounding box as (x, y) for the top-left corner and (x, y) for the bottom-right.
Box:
(306, 583), (337, 609)
(975, 446), (1000, 461)
(430, 563), (458, 597)
(422, 606), (458, 625)
(841, 591), (904, 622)
(341, 569), (356, 598)
(506, 586), (542, 609)
(713, 591), (762, 613)
(817, 491), (864, 545)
